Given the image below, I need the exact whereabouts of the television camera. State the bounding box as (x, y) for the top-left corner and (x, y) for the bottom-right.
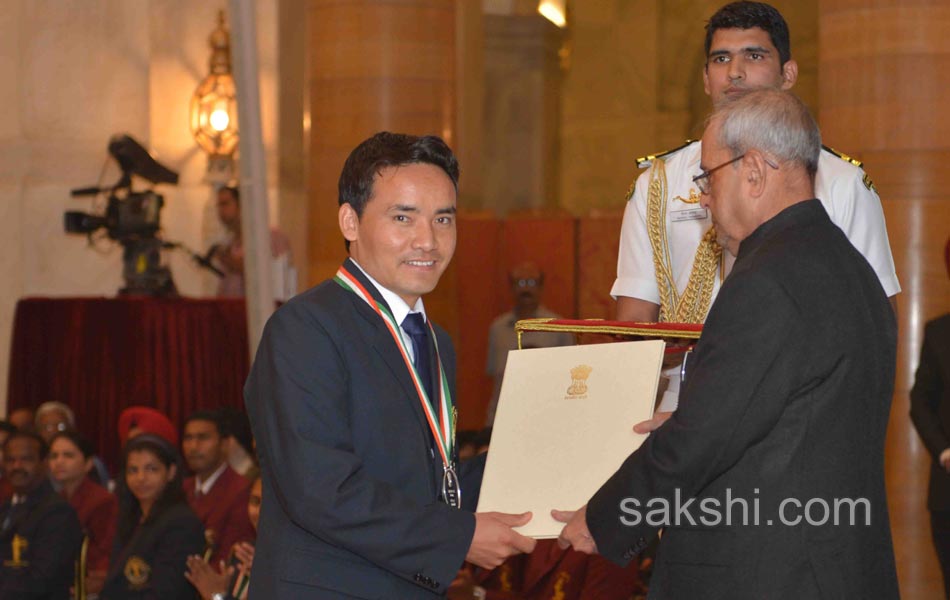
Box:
(65, 134), (222, 296)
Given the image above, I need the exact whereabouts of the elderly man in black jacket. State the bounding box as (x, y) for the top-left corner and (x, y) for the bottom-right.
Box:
(556, 89), (899, 599)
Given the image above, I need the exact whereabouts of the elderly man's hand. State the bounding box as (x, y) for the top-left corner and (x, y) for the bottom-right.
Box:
(634, 410), (672, 434)
(552, 505), (597, 554)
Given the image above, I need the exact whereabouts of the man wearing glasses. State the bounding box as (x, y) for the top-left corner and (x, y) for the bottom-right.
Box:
(611, 1), (899, 412)
(558, 87), (900, 599)
(484, 261), (573, 425)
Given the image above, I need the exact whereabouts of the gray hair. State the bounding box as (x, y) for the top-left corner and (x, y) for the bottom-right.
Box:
(35, 401), (75, 428)
(712, 89), (821, 176)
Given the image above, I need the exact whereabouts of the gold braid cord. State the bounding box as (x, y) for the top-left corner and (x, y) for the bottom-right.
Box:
(646, 159), (723, 323)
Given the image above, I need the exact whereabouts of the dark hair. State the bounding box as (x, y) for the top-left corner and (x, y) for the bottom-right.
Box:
(49, 430), (96, 459)
(2, 430), (49, 460)
(338, 132), (459, 249)
(705, 1), (791, 65)
(116, 434), (187, 545)
(474, 427), (493, 450)
(217, 406), (255, 457)
(456, 429), (479, 451)
(184, 410), (228, 438)
(0, 420), (16, 436)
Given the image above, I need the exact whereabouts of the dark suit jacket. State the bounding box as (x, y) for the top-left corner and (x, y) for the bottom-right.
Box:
(184, 465), (255, 564)
(587, 200), (899, 599)
(0, 479), (83, 600)
(910, 313), (950, 510)
(100, 502), (205, 600)
(245, 258), (477, 599)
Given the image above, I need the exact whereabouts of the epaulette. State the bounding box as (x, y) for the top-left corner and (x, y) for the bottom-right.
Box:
(822, 145), (877, 192)
(822, 144), (863, 168)
(636, 140), (696, 169)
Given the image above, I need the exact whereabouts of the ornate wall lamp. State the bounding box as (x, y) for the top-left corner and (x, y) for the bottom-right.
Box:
(190, 10), (239, 182)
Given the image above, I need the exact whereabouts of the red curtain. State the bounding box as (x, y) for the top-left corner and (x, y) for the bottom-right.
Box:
(6, 297), (250, 471)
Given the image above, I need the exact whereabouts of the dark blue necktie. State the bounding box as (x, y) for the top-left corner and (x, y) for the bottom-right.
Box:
(402, 313), (435, 407)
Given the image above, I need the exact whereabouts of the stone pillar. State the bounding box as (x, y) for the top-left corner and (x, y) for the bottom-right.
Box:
(306, 0), (457, 285)
(455, 0), (485, 210)
(482, 13), (563, 215)
(820, 3), (950, 597)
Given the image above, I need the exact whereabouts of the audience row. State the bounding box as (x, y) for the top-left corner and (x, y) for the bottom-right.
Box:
(0, 403), (258, 600)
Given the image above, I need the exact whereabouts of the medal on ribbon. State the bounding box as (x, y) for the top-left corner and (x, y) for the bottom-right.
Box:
(336, 265), (460, 508)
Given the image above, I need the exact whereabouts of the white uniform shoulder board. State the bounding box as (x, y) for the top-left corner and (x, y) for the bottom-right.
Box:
(823, 145), (877, 192)
(635, 139), (696, 169)
(626, 140), (697, 201)
(823, 144), (863, 168)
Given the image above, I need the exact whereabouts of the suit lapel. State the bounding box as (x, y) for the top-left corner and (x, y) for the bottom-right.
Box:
(340, 259), (430, 434)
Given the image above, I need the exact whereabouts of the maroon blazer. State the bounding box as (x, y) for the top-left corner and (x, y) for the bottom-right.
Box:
(475, 539), (642, 599)
(64, 477), (117, 572)
(184, 465), (255, 564)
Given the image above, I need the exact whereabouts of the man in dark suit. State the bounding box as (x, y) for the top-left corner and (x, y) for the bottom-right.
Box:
(246, 132), (536, 598)
(0, 431), (83, 599)
(556, 89), (899, 598)
(910, 239), (950, 597)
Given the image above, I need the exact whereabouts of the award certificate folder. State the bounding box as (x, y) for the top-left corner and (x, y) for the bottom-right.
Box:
(476, 340), (665, 538)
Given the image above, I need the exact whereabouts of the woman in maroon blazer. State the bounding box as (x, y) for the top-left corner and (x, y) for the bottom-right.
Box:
(49, 430), (118, 595)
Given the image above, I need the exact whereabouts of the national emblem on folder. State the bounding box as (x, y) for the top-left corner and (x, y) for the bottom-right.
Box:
(566, 365), (593, 398)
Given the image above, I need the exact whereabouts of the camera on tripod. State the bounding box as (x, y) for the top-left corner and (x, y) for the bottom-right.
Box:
(65, 134), (180, 296)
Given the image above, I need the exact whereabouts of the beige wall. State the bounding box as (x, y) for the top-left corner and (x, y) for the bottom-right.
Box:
(0, 0), (280, 414)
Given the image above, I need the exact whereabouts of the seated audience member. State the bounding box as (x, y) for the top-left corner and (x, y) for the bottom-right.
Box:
(457, 430), (480, 461)
(0, 431), (83, 599)
(0, 421), (16, 503)
(35, 401), (112, 486)
(485, 262), (574, 425)
(7, 408), (34, 432)
(118, 406), (179, 447)
(217, 407), (257, 479)
(34, 401), (75, 442)
(49, 430), (118, 595)
(475, 427), (493, 456)
(0, 420), (17, 448)
(101, 434), (204, 600)
(186, 474), (262, 600)
(182, 411), (255, 564)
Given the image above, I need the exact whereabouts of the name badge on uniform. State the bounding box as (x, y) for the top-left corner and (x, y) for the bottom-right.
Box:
(671, 207), (708, 222)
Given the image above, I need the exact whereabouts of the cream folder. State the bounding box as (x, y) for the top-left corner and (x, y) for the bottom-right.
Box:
(476, 340), (665, 538)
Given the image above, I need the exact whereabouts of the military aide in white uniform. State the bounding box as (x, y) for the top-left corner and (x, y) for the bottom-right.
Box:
(611, 3), (900, 412)
(612, 140), (900, 411)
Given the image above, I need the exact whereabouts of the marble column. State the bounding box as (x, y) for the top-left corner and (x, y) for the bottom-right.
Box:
(306, 0), (457, 285)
